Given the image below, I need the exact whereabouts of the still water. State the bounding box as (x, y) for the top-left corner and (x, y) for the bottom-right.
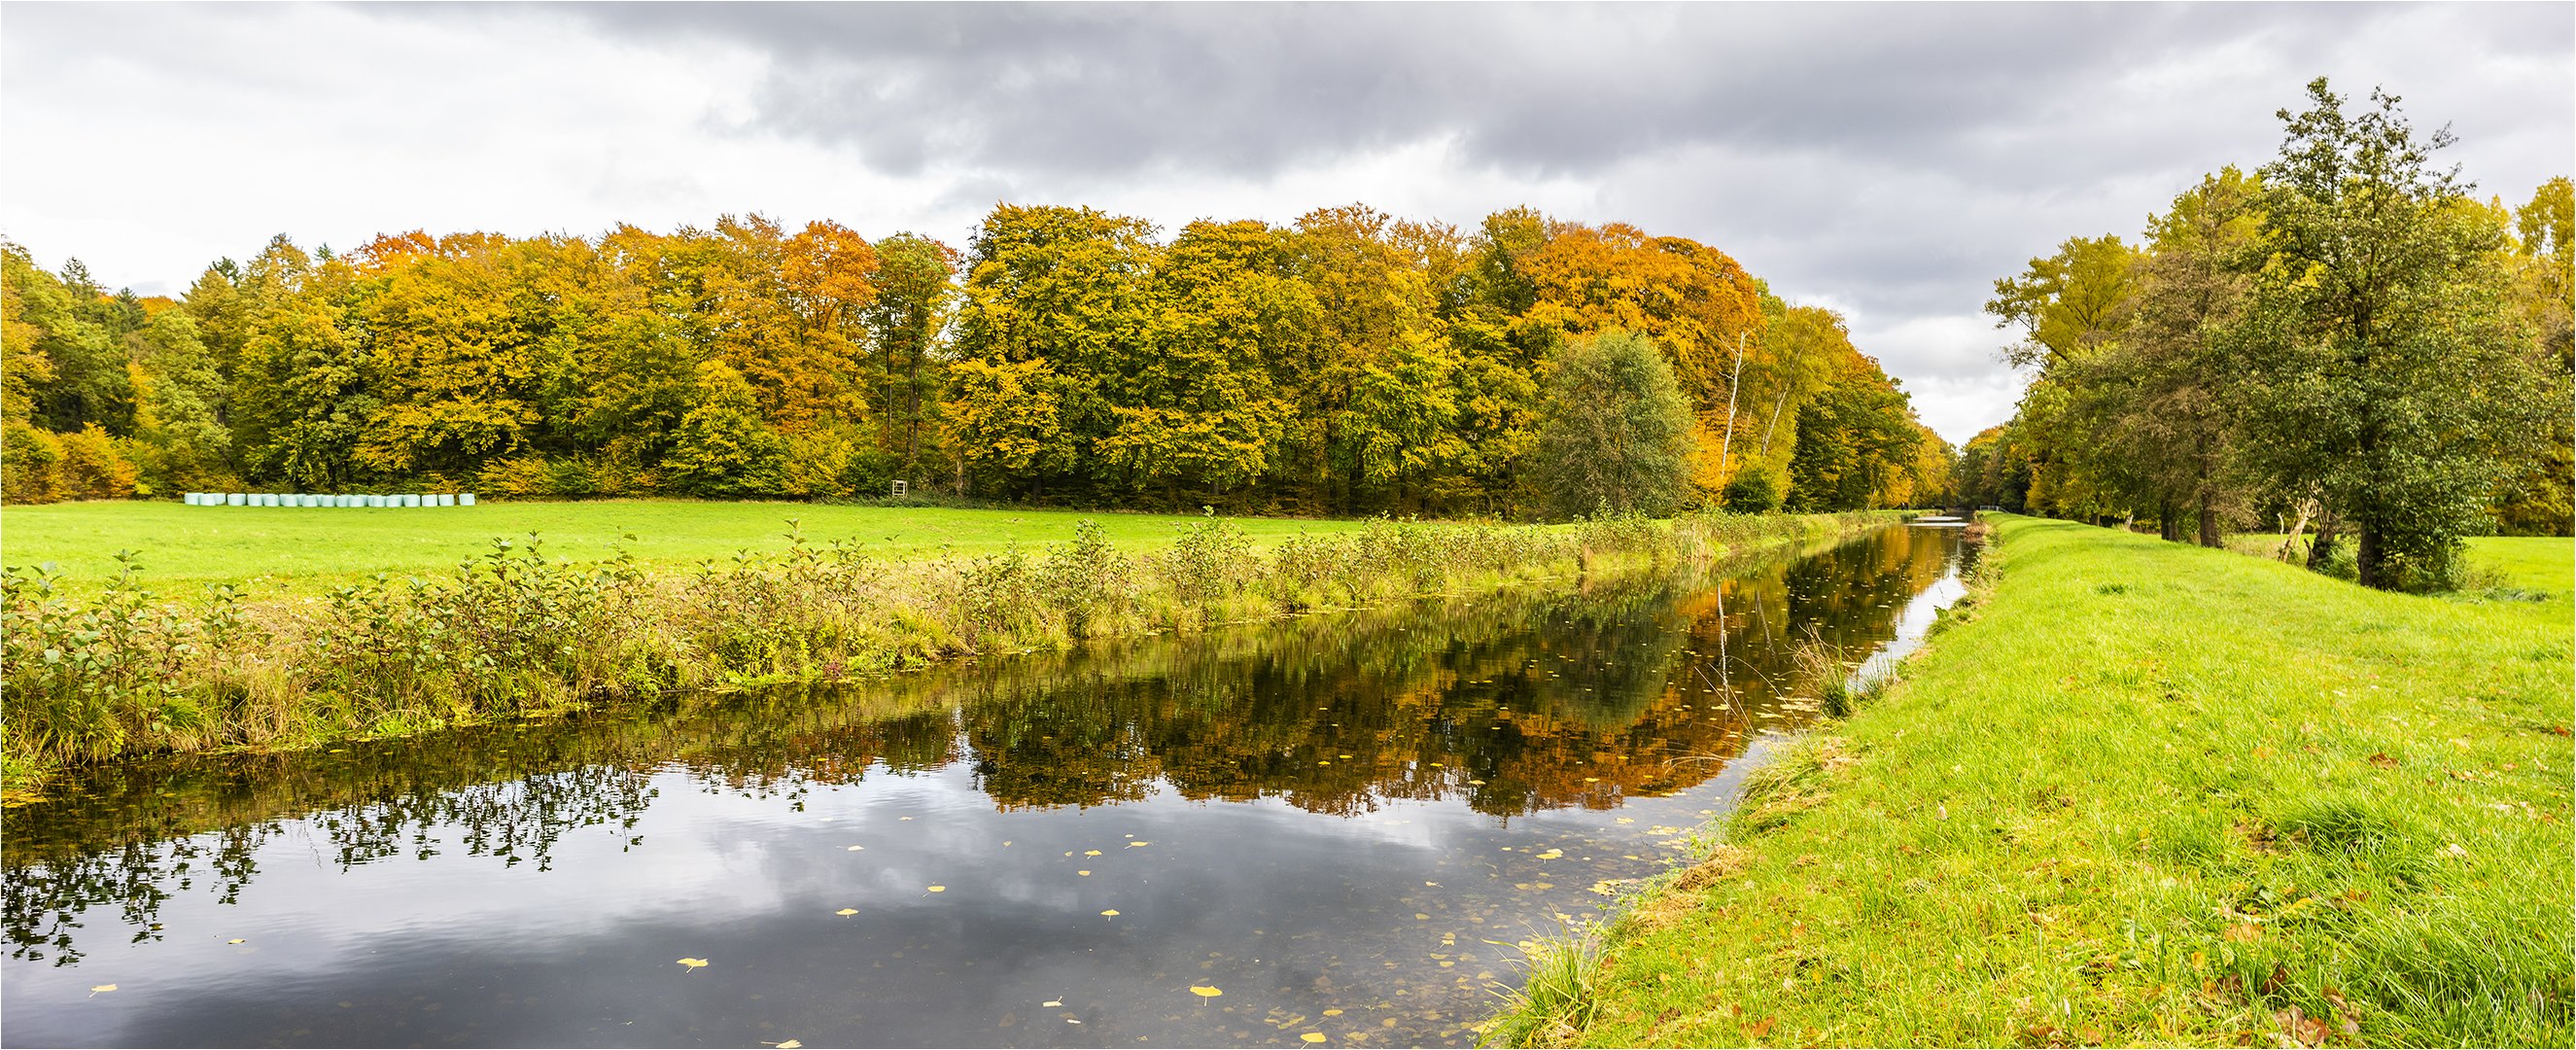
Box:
(4, 525), (1967, 1048)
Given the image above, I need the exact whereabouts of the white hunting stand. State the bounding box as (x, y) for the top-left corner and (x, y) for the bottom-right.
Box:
(890, 480), (909, 498)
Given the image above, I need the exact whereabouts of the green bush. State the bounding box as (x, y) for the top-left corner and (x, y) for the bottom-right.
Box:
(1532, 331), (1695, 519)
(1723, 468), (1784, 513)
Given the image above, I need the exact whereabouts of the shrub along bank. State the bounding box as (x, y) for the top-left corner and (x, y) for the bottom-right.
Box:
(1501, 515), (2571, 1047)
(0, 510), (1898, 800)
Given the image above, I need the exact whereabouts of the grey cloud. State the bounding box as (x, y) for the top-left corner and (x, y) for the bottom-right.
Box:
(489, 1), (2538, 192)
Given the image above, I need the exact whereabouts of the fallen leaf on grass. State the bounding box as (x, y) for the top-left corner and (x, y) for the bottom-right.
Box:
(2225, 924), (2263, 943)
(2276, 1007), (2330, 1047)
(2367, 752), (2398, 768)
(1191, 986), (1224, 998)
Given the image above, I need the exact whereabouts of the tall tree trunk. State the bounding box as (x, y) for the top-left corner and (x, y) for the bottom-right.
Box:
(2307, 511), (2340, 573)
(2355, 520), (2385, 589)
(1718, 332), (1745, 483)
(903, 338), (924, 476)
(2159, 498), (2181, 542)
(2197, 488), (2222, 548)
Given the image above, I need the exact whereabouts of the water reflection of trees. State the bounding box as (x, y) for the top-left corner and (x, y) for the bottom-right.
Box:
(3, 527), (1956, 964)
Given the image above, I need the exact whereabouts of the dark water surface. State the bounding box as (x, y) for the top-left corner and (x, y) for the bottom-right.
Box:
(4, 526), (1967, 1048)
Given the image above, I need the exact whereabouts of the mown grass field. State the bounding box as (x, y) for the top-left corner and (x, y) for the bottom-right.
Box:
(2224, 532), (2571, 591)
(1517, 515), (2572, 1047)
(0, 499), (1381, 594)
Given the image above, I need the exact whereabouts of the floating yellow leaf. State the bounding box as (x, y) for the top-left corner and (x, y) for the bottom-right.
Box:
(1127, 841), (1149, 848)
(835, 908), (858, 916)
(88, 984), (117, 996)
(1535, 849), (1563, 860)
(226, 938), (246, 944)
(1100, 909), (1121, 917)
(1043, 1000), (1063, 1008)
(1323, 1008), (1343, 1017)
(926, 885), (947, 892)
(1190, 985), (1224, 998)
(1414, 913), (1430, 921)
(1077, 870), (1092, 876)
(1084, 850), (1102, 857)
(777, 1041), (804, 1049)
(846, 845), (864, 852)
(1303, 1034), (1328, 1043)
(676, 958), (709, 970)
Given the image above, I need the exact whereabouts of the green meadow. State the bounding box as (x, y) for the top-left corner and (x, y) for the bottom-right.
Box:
(1508, 516), (2573, 1047)
(0, 499), (1380, 594)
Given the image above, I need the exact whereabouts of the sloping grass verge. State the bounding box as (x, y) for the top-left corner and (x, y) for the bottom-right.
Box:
(2, 510), (1897, 801)
(1501, 514), (2571, 1048)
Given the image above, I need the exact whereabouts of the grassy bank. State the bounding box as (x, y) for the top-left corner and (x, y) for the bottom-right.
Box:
(0, 500), (1384, 596)
(1, 509), (1899, 801)
(1505, 515), (2570, 1047)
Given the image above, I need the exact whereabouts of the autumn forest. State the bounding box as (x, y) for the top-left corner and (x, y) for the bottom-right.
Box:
(0, 203), (1947, 518)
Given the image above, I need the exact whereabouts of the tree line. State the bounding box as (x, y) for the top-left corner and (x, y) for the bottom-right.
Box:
(1956, 79), (2572, 589)
(1, 203), (1948, 518)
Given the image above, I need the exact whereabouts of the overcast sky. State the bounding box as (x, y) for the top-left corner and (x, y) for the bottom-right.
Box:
(3, 2), (2568, 442)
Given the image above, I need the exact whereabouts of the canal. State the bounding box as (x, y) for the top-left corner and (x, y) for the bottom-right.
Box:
(3, 523), (1969, 1048)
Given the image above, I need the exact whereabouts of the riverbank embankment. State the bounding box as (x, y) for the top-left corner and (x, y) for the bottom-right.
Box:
(2, 509), (1899, 800)
(1506, 514), (2571, 1047)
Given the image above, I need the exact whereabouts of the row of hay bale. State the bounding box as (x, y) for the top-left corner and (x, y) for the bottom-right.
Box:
(182, 493), (478, 508)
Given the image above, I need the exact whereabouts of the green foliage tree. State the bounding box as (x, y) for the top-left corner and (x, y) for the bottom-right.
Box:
(2235, 79), (2561, 588)
(2085, 168), (2266, 543)
(663, 361), (790, 498)
(861, 232), (961, 481)
(1532, 332), (1694, 518)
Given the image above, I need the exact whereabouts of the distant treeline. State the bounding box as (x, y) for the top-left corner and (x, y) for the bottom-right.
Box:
(1956, 80), (2573, 588)
(0, 203), (1948, 517)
